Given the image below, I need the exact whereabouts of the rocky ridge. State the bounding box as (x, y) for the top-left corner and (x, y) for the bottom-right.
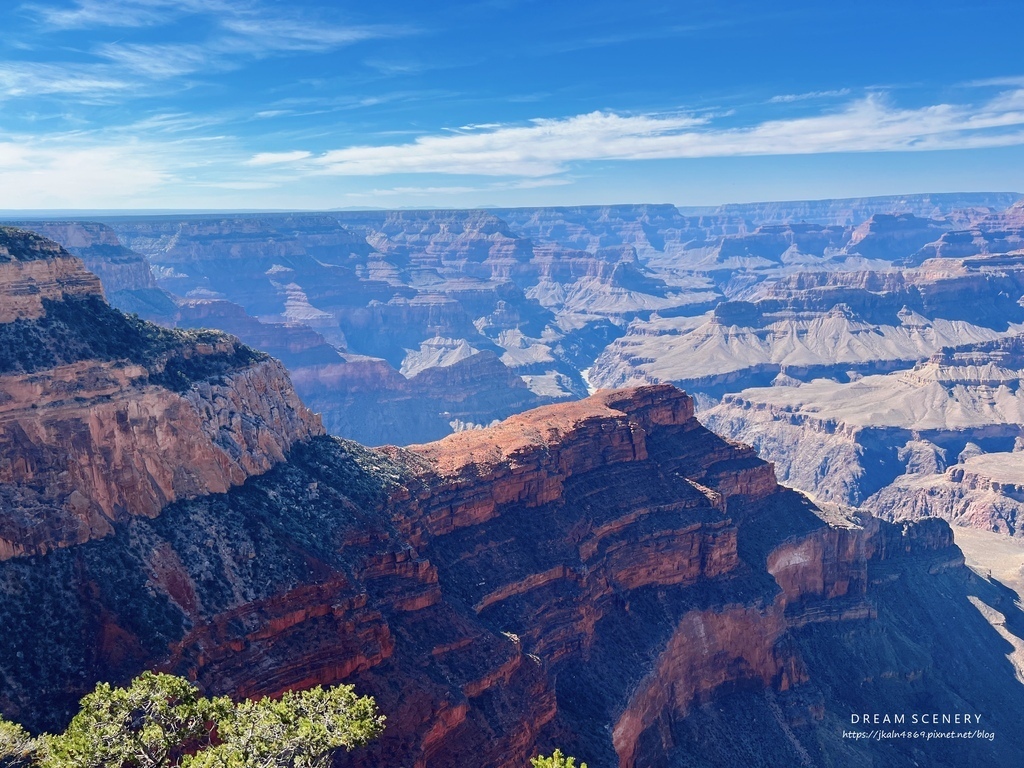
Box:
(7, 221), (178, 321)
(0, 228), (322, 558)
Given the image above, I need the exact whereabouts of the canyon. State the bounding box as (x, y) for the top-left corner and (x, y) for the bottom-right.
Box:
(9, 194), (1024, 544)
(15, 194), (1024, 539)
(0, 227), (1022, 767)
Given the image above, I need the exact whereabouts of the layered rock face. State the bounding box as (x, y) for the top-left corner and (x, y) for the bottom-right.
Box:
(1, 375), (1022, 766)
(0, 228), (322, 558)
(10, 221), (178, 321)
(870, 451), (1024, 535)
(590, 259), (1021, 395)
(99, 212), (713, 441)
(0, 228), (104, 322)
(702, 336), (1024, 513)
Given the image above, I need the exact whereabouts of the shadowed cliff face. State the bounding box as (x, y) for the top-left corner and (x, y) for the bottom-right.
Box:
(1, 376), (1022, 766)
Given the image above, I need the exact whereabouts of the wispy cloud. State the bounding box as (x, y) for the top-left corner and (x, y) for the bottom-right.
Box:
(246, 150), (312, 166)
(220, 18), (410, 53)
(94, 42), (213, 79)
(966, 75), (1024, 88)
(250, 92), (1024, 178)
(0, 137), (172, 206)
(769, 88), (851, 103)
(0, 62), (130, 97)
(11, 1), (411, 101)
(313, 112), (711, 176)
(25, 0), (227, 29)
(0, 120), (250, 207)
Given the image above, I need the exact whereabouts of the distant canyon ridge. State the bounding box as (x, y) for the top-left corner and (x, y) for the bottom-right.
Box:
(7, 190), (1024, 540)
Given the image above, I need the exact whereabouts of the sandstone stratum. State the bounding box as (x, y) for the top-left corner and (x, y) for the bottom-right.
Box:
(0, 227), (1022, 767)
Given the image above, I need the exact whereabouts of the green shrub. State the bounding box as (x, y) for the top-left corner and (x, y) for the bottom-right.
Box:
(531, 748), (588, 768)
(1, 672), (382, 768)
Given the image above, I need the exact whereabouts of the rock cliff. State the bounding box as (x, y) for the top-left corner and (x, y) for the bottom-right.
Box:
(701, 335), (1024, 510)
(1, 375), (1021, 766)
(10, 221), (178, 321)
(0, 228), (322, 558)
(870, 451), (1024, 535)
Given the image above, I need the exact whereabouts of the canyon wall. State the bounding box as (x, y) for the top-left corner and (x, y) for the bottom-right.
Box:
(0, 228), (322, 558)
(0, 378), (1020, 766)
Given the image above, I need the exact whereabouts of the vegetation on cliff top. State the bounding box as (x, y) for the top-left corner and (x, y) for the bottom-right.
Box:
(0, 672), (382, 768)
(0, 228), (62, 263)
(0, 296), (266, 391)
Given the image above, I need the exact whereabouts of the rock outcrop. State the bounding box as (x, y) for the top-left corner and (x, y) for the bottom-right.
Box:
(0, 228), (322, 558)
(870, 451), (1024, 535)
(0, 227), (104, 321)
(11, 221), (178, 321)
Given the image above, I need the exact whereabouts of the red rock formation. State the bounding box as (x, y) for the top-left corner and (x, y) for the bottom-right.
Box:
(0, 379), (1002, 767)
(0, 230), (1011, 767)
(0, 230), (323, 559)
(0, 231), (103, 321)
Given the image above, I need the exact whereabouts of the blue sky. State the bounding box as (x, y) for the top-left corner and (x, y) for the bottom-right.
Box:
(2, 0), (1024, 209)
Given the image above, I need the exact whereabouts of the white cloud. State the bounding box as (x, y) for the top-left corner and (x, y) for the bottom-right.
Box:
(245, 150), (313, 166)
(967, 75), (1024, 88)
(25, 0), (230, 29)
(0, 139), (172, 207)
(95, 42), (214, 79)
(312, 112), (710, 176)
(253, 92), (1024, 178)
(220, 18), (406, 53)
(11, 1), (409, 102)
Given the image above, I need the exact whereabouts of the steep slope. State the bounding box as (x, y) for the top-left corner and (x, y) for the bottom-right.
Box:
(0, 227), (322, 558)
(0, 374), (1021, 766)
